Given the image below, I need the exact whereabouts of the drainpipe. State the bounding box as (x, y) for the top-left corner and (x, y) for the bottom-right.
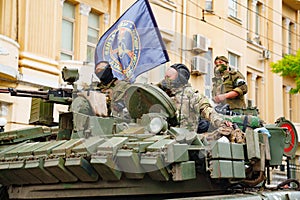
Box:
(16, 0), (19, 41)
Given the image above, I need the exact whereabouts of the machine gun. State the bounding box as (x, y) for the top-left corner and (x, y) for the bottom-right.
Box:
(0, 87), (73, 105)
(215, 104), (241, 116)
(0, 67), (80, 105)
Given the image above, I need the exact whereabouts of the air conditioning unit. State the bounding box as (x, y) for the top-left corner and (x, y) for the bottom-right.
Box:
(262, 49), (271, 59)
(191, 56), (207, 75)
(192, 34), (208, 53)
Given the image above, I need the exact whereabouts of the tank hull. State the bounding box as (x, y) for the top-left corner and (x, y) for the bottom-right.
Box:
(1, 84), (299, 200)
(8, 175), (228, 199)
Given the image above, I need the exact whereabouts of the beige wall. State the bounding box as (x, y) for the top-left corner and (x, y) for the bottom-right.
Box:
(0, 0), (299, 131)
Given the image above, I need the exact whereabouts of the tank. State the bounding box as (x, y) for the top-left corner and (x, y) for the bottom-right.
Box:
(0, 66), (299, 200)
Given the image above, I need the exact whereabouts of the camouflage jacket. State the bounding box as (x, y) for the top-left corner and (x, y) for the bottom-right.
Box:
(100, 80), (130, 117)
(211, 76), (222, 98)
(167, 84), (224, 132)
(215, 70), (248, 110)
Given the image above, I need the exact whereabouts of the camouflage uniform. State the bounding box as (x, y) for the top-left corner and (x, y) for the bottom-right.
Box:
(95, 61), (131, 118)
(211, 76), (222, 99)
(165, 83), (224, 132)
(215, 70), (247, 110)
(99, 80), (130, 117)
(211, 66), (223, 98)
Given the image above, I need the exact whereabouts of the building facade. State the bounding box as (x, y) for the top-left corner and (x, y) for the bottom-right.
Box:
(0, 0), (299, 133)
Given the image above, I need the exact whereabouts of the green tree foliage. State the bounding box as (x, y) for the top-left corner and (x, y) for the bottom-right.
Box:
(270, 50), (300, 94)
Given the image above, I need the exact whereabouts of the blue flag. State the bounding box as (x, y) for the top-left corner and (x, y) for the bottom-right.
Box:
(95, 0), (169, 83)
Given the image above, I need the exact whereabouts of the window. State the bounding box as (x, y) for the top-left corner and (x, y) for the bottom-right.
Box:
(228, 0), (237, 18)
(289, 92), (292, 120)
(157, 39), (170, 82)
(282, 18), (294, 55)
(288, 22), (294, 54)
(61, 1), (75, 60)
(204, 49), (212, 98)
(255, 78), (258, 106)
(160, 64), (167, 81)
(0, 102), (8, 117)
(282, 17), (288, 55)
(255, 2), (262, 36)
(256, 76), (262, 108)
(283, 86), (288, 119)
(247, 1), (263, 44)
(228, 52), (239, 70)
(205, 0), (213, 11)
(283, 86), (292, 120)
(87, 12), (100, 63)
(246, 0), (251, 36)
(0, 102), (9, 131)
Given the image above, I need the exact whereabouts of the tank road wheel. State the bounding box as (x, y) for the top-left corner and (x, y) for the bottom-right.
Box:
(275, 117), (299, 158)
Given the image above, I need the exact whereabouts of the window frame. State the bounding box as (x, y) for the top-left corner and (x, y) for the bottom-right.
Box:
(87, 12), (100, 63)
(228, 0), (238, 18)
(204, 49), (213, 99)
(61, 1), (75, 60)
(288, 22), (294, 54)
(246, 0), (251, 31)
(228, 52), (239, 71)
(289, 92), (292, 120)
(205, 0), (213, 12)
(254, 2), (262, 36)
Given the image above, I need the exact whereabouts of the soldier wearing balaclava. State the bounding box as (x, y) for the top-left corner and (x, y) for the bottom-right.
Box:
(157, 63), (230, 132)
(95, 61), (130, 117)
(212, 56), (248, 111)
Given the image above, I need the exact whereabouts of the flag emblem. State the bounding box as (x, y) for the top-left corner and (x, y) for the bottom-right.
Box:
(95, 0), (169, 83)
(103, 20), (140, 80)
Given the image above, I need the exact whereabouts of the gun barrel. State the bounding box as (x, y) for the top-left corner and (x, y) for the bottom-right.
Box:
(0, 88), (10, 93)
(11, 88), (49, 99)
(0, 88), (49, 99)
(9, 88), (48, 95)
(10, 92), (48, 99)
(0, 87), (73, 104)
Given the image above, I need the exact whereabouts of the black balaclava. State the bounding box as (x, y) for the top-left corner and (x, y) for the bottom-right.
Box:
(161, 63), (190, 90)
(95, 61), (114, 85)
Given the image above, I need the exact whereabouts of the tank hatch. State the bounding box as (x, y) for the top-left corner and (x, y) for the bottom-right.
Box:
(125, 83), (176, 120)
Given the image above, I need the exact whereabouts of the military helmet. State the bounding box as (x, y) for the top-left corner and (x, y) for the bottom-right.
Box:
(170, 63), (190, 84)
(214, 56), (228, 64)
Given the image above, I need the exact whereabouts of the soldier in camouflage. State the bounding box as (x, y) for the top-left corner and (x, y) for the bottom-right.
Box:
(212, 56), (248, 112)
(95, 61), (130, 117)
(211, 64), (223, 99)
(157, 64), (230, 132)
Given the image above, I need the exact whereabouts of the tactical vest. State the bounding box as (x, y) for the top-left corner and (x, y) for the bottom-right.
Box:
(220, 71), (247, 110)
(169, 84), (222, 132)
